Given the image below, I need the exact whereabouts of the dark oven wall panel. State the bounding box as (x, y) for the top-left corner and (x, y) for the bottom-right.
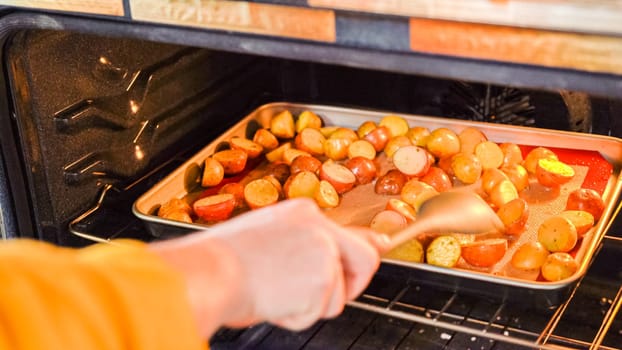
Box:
(5, 29), (272, 245)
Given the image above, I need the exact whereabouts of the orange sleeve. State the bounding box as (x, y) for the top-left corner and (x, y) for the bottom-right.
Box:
(0, 239), (207, 350)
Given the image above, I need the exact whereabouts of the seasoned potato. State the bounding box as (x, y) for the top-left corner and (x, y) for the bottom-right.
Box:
(384, 135), (412, 158)
(458, 126), (487, 155)
(405, 126), (431, 147)
(201, 157), (225, 187)
(537, 215), (578, 253)
(375, 169), (408, 195)
(566, 188), (606, 222)
(379, 115), (410, 138)
(370, 210), (407, 235)
(426, 235), (462, 268)
(488, 179), (518, 209)
(461, 238), (507, 268)
(400, 179), (438, 211)
(295, 110), (322, 132)
(541, 252), (579, 282)
(499, 142), (523, 167)
(158, 198), (192, 218)
(270, 110), (295, 139)
(426, 128), (461, 159)
(384, 239), (425, 263)
(501, 164), (529, 192)
(523, 147), (558, 174)
(481, 168), (510, 195)
(253, 128), (279, 151)
(212, 149), (248, 175)
(265, 142), (291, 163)
(451, 152), (483, 184)
(511, 241), (550, 271)
(559, 210), (595, 238)
(230, 136), (263, 159)
(536, 158), (575, 187)
(496, 197), (529, 236)
(474, 141), (504, 170)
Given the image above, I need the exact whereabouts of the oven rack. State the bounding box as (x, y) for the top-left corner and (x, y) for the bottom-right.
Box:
(70, 183), (622, 349)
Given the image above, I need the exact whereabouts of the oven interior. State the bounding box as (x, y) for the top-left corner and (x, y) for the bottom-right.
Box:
(1, 28), (622, 349)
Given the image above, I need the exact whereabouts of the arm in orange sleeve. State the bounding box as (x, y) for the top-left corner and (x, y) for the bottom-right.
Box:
(0, 239), (213, 350)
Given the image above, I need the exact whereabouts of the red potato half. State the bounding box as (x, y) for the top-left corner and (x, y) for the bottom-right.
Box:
(400, 179), (439, 211)
(219, 183), (246, 209)
(451, 152), (482, 185)
(201, 157), (225, 187)
(535, 158), (575, 187)
(212, 149), (248, 175)
(488, 179), (519, 209)
(323, 137), (350, 161)
(357, 120), (377, 139)
(320, 126), (340, 138)
(319, 161), (357, 194)
(290, 155), (322, 175)
(559, 210), (595, 238)
(426, 127), (460, 159)
(537, 215), (578, 253)
(458, 126), (487, 155)
(474, 141), (504, 170)
(348, 139), (377, 160)
(566, 188), (606, 222)
(375, 169), (409, 195)
(158, 198), (192, 218)
(330, 127), (359, 144)
(499, 142), (524, 167)
(263, 162), (291, 184)
(270, 110), (295, 139)
(253, 128), (279, 151)
(295, 110), (322, 133)
(420, 167), (453, 193)
(370, 210), (408, 235)
(385, 198), (417, 222)
(282, 148), (311, 166)
(265, 142), (291, 163)
(383, 239), (424, 263)
(193, 193), (236, 222)
(294, 127), (326, 156)
(461, 238), (508, 268)
(510, 241), (550, 271)
(501, 163), (529, 192)
(426, 235), (461, 268)
(363, 125), (391, 152)
(523, 147), (558, 174)
(284, 171), (321, 199)
(541, 252), (579, 282)
(315, 180), (340, 208)
(161, 210), (193, 224)
(243, 178), (280, 209)
(481, 168), (510, 195)
(262, 175), (284, 199)
(229, 136), (264, 159)
(392, 145), (431, 177)
(384, 136), (412, 158)
(496, 197), (529, 236)
(379, 115), (410, 138)
(405, 126), (431, 147)
(344, 156), (378, 185)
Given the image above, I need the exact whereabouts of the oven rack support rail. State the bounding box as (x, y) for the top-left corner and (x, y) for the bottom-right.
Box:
(70, 183), (622, 349)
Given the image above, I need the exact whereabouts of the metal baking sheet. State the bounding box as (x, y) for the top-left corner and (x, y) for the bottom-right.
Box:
(133, 102), (622, 306)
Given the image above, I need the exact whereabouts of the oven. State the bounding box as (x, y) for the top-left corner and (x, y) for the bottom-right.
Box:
(0, 3), (621, 349)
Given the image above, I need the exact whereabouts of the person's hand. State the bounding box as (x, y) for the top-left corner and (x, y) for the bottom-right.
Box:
(150, 198), (388, 338)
